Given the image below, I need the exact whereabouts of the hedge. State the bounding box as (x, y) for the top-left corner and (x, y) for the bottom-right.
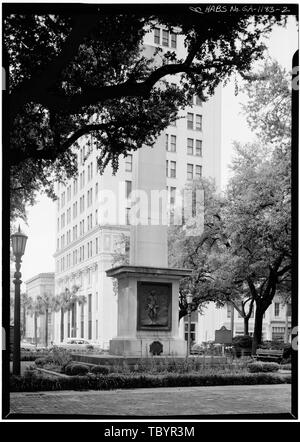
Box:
(9, 352), (51, 362)
(247, 362), (279, 373)
(10, 372), (291, 392)
(90, 365), (110, 375)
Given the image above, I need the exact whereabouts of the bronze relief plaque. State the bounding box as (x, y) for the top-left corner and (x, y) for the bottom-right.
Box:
(137, 281), (172, 331)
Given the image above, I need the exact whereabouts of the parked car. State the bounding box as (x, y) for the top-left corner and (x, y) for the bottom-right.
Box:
(56, 339), (94, 350)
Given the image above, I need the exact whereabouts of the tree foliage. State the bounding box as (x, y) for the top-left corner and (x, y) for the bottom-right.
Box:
(168, 60), (291, 346)
(4, 5), (285, 220)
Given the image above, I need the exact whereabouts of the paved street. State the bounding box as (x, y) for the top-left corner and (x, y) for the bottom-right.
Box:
(9, 384), (291, 417)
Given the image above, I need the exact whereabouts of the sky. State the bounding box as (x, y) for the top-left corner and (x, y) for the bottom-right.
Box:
(14, 15), (299, 287)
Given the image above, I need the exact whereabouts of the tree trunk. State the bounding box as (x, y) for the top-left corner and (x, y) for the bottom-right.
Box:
(34, 312), (38, 347)
(252, 307), (264, 355)
(244, 317), (249, 336)
(60, 308), (64, 342)
(230, 304), (234, 341)
(45, 308), (48, 348)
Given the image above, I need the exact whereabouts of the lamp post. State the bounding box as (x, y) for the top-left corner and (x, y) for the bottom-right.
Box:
(186, 293), (193, 358)
(11, 225), (28, 375)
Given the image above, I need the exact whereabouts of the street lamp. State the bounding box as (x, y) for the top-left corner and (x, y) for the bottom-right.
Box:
(11, 225), (28, 375)
(186, 293), (193, 358)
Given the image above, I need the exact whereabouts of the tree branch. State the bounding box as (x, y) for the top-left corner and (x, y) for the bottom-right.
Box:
(61, 123), (110, 151)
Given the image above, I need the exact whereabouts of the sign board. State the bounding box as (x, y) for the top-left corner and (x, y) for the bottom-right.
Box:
(215, 326), (232, 344)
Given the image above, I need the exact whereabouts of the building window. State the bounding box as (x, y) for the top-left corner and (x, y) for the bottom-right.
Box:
(184, 323), (196, 344)
(287, 303), (292, 317)
(88, 294), (92, 340)
(96, 292), (99, 311)
(125, 154), (133, 172)
(195, 95), (202, 106)
(126, 180), (132, 199)
(154, 27), (160, 44)
(170, 135), (176, 152)
(96, 237), (99, 254)
(195, 165), (202, 179)
(126, 208), (131, 225)
(96, 319), (98, 339)
(170, 161), (176, 178)
(162, 30), (169, 47)
(187, 164), (193, 180)
(171, 33), (177, 49)
(196, 114), (202, 131)
(195, 140), (202, 156)
(170, 187), (176, 205)
(187, 113), (194, 130)
(165, 134), (169, 151)
(166, 160), (168, 177)
(187, 138), (194, 155)
(274, 303), (280, 317)
(272, 326), (286, 342)
(73, 178), (78, 195)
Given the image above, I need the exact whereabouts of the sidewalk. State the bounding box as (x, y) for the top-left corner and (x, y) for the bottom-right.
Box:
(9, 384), (291, 417)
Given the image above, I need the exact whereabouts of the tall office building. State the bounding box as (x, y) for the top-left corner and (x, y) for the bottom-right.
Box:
(52, 25), (222, 347)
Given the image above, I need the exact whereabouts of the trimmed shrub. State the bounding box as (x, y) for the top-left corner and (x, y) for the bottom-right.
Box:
(90, 365), (110, 375)
(10, 371), (291, 393)
(64, 363), (89, 376)
(247, 362), (279, 373)
(280, 363), (292, 371)
(282, 345), (292, 360)
(34, 357), (49, 367)
(233, 335), (253, 349)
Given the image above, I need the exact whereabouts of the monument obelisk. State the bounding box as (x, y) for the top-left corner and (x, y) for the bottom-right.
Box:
(106, 134), (191, 356)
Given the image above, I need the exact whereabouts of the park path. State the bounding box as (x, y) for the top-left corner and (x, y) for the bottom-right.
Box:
(9, 384), (291, 417)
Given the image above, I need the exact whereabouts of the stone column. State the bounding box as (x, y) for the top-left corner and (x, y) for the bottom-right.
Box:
(130, 136), (168, 267)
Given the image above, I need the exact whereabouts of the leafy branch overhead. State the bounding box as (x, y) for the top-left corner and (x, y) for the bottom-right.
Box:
(5, 7), (286, 220)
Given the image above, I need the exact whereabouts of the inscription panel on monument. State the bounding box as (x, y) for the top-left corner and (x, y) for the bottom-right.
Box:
(137, 281), (172, 331)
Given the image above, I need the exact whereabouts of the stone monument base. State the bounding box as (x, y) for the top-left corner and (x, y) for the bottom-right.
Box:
(106, 265), (192, 358)
(109, 337), (187, 357)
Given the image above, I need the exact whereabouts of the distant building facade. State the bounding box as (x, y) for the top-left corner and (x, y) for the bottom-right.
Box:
(25, 273), (55, 345)
(193, 295), (292, 344)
